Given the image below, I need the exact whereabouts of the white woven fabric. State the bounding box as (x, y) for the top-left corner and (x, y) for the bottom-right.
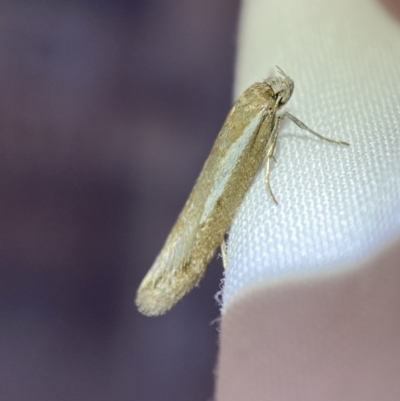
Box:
(222, 0), (400, 309)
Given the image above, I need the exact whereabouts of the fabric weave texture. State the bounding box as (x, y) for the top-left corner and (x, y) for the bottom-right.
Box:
(222, 0), (400, 309)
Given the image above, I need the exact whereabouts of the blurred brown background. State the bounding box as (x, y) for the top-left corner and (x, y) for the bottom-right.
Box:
(0, 1), (239, 400)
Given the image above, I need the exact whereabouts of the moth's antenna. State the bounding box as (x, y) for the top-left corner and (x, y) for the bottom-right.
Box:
(276, 66), (290, 80)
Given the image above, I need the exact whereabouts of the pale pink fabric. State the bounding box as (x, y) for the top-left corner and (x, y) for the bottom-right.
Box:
(216, 235), (400, 401)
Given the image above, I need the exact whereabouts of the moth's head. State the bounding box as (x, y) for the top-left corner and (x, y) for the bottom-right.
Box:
(265, 67), (294, 106)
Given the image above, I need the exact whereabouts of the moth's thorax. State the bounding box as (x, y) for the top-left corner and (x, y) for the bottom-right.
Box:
(264, 68), (294, 106)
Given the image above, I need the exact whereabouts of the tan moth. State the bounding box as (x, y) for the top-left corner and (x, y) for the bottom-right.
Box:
(136, 68), (348, 316)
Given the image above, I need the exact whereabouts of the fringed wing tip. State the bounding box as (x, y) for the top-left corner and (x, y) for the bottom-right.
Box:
(135, 278), (171, 316)
(136, 272), (189, 316)
(136, 263), (207, 316)
(135, 295), (167, 317)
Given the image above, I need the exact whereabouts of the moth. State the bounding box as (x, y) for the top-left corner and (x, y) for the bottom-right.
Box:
(136, 68), (348, 316)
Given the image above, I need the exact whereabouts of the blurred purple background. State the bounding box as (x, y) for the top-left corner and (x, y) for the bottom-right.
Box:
(0, 1), (239, 400)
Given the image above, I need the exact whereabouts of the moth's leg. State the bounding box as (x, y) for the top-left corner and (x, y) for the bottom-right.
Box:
(220, 238), (228, 269)
(263, 114), (284, 204)
(284, 113), (350, 146)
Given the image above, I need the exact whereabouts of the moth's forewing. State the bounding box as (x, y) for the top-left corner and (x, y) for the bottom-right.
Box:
(136, 83), (277, 316)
